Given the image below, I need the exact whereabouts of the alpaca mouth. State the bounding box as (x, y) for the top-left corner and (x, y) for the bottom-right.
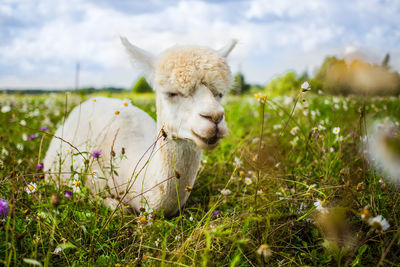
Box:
(191, 130), (220, 146)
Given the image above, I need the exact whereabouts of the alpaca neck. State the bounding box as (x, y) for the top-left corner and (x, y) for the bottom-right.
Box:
(144, 121), (202, 215)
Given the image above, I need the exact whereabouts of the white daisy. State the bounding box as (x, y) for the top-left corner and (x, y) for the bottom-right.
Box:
(26, 182), (37, 194)
(1, 105), (11, 113)
(244, 177), (252, 185)
(314, 199), (329, 214)
(220, 189), (232, 196)
(368, 215), (390, 231)
(332, 127), (340, 135)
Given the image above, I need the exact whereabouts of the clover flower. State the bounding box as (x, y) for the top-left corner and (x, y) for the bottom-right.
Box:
(211, 210), (221, 218)
(0, 198), (9, 217)
(91, 149), (102, 159)
(40, 126), (49, 131)
(36, 163), (44, 170)
(26, 182), (37, 194)
(64, 190), (73, 198)
(28, 134), (40, 141)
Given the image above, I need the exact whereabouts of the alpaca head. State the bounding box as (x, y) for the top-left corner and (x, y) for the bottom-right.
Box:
(122, 37), (236, 149)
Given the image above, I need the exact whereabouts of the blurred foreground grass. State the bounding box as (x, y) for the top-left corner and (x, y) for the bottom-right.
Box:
(1, 90), (400, 266)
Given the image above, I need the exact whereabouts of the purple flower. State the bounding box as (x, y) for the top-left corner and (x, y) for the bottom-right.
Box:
(64, 190), (73, 198)
(92, 149), (102, 159)
(40, 126), (49, 131)
(0, 198), (9, 217)
(36, 163), (44, 170)
(211, 210), (221, 218)
(28, 134), (40, 141)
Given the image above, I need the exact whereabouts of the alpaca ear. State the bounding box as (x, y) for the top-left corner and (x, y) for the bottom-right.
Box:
(121, 36), (155, 81)
(217, 39), (238, 58)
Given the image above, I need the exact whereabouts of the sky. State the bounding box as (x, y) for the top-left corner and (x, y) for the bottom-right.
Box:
(0, 0), (399, 89)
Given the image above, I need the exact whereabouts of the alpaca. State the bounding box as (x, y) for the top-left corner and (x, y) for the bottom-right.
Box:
(44, 37), (236, 216)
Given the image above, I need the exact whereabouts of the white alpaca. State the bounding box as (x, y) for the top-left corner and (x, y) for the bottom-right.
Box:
(44, 37), (236, 216)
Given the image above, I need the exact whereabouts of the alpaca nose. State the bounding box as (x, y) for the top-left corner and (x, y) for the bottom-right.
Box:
(199, 111), (224, 124)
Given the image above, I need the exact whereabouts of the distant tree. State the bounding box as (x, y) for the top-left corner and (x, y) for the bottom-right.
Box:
(381, 53), (390, 69)
(231, 73), (250, 95)
(264, 71), (305, 95)
(314, 55), (400, 95)
(132, 76), (153, 93)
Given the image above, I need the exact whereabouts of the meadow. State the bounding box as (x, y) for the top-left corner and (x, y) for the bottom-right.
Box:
(1, 88), (400, 266)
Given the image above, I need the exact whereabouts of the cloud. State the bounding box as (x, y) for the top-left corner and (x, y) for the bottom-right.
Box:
(0, 0), (399, 89)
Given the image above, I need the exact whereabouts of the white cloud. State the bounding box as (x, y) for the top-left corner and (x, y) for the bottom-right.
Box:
(0, 0), (399, 89)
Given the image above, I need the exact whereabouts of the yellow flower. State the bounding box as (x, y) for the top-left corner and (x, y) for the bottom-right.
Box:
(74, 180), (81, 187)
(123, 102), (129, 107)
(114, 110), (120, 115)
(139, 216), (148, 225)
(92, 99), (96, 102)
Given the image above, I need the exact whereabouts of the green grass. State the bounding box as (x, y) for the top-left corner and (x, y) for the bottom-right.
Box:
(1, 90), (400, 266)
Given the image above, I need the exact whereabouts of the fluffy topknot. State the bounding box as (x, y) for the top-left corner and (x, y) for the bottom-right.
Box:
(155, 46), (231, 95)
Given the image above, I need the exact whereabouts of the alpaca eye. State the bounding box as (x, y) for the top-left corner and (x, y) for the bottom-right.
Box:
(166, 92), (178, 98)
(218, 93), (223, 98)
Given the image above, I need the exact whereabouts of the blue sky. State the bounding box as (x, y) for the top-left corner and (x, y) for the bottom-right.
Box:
(1, 0), (399, 89)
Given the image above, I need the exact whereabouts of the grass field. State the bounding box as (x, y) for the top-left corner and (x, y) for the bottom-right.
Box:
(1, 89), (400, 266)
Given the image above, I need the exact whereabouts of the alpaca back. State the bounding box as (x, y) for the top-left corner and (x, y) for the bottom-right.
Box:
(44, 97), (157, 188)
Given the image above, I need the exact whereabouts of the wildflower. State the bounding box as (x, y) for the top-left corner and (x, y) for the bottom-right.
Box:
(329, 147), (335, 153)
(332, 127), (340, 135)
(314, 199), (329, 214)
(361, 209), (371, 221)
(290, 126), (299, 135)
(211, 210), (221, 218)
(53, 246), (65, 255)
(139, 216), (148, 225)
(273, 124), (282, 130)
(189, 216), (194, 221)
(185, 186), (193, 192)
(20, 120), (26, 126)
(26, 182), (37, 194)
(301, 81), (311, 92)
(155, 238), (160, 247)
(74, 180), (81, 187)
(255, 93), (261, 99)
(123, 102), (129, 107)
(16, 143), (24, 150)
(365, 121), (400, 183)
(368, 215), (390, 231)
(244, 177), (252, 185)
(40, 126), (49, 131)
(114, 110), (120, 115)
(28, 134), (40, 141)
(64, 190), (73, 198)
(0, 198), (9, 217)
(234, 157), (242, 167)
(220, 189), (231, 196)
(318, 125), (326, 131)
(36, 163), (44, 170)
(92, 99), (96, 102)
(257, 244), (272, 259)
(92, 149), (102, 159)
(1, 148), (8, 156)
(1, 105), (11, 113)
(22, 133), (28, 141)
